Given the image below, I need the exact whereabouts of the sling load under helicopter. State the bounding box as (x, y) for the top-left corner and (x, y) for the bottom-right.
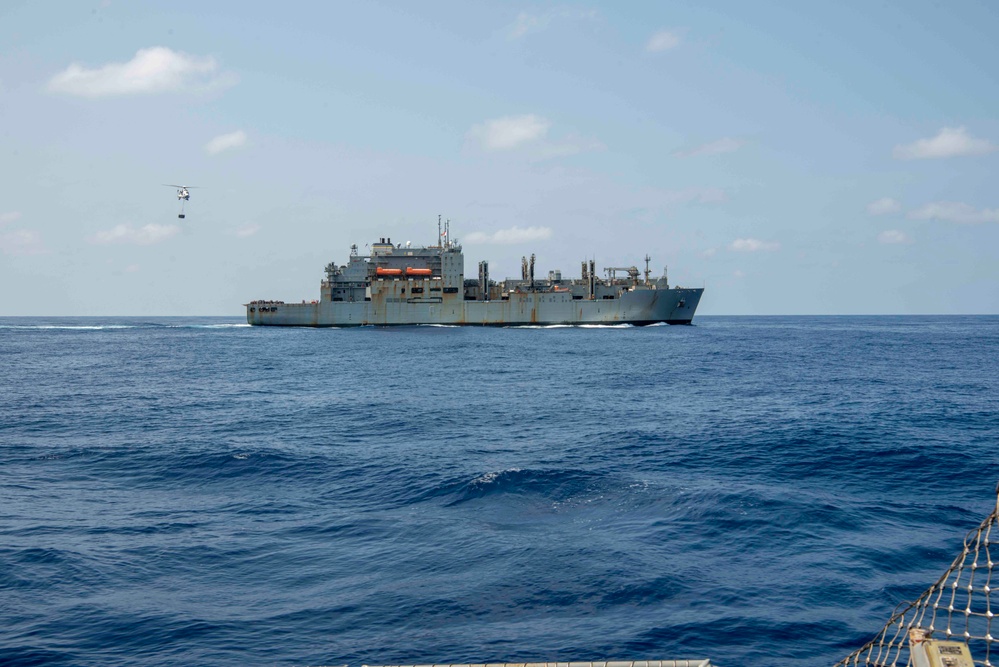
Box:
(163, 184), (200, 219)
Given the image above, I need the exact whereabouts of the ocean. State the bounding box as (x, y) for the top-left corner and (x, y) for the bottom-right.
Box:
(2, 315), (998, 667)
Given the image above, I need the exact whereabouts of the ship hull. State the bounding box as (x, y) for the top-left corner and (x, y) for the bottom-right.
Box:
(247, 287), (703, 327)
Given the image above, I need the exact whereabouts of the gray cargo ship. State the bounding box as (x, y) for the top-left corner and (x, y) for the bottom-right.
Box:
(246, 226), (703, 327)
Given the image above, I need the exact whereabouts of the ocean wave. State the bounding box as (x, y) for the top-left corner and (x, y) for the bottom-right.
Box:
(506, 323), (635, 329)
(437, 467), (620, 509)
(164, 323), (252, 329)
(3, 315), (998, 667)
(0, 320), (248, 331)
(0, 324), (136, 330)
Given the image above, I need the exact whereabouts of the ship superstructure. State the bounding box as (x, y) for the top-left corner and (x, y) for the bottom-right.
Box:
(246, 225), (702, 327)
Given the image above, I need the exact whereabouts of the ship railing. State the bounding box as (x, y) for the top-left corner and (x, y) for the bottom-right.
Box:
(363, 662), (712, 667)
(836, 483), (999, 666)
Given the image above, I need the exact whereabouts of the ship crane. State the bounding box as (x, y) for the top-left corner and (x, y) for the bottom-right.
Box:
(604, 266), (641, 284)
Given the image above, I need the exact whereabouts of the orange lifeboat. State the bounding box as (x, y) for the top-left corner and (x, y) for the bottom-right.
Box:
(406, 267), (433, 276)
(376, 267), (403, 276)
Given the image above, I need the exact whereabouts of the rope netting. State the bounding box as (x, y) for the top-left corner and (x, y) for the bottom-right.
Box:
(837, 486), (999, 667)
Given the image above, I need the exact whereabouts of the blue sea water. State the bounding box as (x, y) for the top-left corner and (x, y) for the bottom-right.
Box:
(2, 315), (998, 667)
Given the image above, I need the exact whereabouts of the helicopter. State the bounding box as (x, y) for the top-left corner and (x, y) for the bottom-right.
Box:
(163, 184), (200, 218)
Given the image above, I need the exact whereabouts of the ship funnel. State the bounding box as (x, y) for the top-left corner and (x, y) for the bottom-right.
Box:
(479, 260), (490, 301)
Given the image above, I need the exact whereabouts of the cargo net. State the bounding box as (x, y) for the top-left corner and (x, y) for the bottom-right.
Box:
(836, 487), (999, 667)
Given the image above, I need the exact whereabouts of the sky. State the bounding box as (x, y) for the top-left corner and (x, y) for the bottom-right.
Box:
(1, 1), (998, 316)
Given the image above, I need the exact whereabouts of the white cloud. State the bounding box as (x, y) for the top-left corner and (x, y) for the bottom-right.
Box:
(92, 223), (180, 245)
(674, 138), (744, 158)
(205, 130), (247, 155)
(733, 269), (745, 279)
(467, 115), (551, 151)
(124, 264), (140, 273)
(893, 127), (997, 159)
(0, 229), (45, 256)
(646, 29), (682, 52)
(700, 247), (718, 259)
(729, 238), (780, 252)
(235, 224), (260, 238)
(509, 8), (597, 39)
(908, 202), (999, 224)
(0, 211), (47, 255)
(510, 12), (547, 38)
(867, 197), (902, 215)
(878, 230), (912, 244)
(0, 211), (22, 226)
(47, 47), (234, 97)
(466, 117), (602, 159)
(464, 226), (553, 245)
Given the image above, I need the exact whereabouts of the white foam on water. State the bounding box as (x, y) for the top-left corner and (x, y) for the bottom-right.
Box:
(0, 325), (135, 330)
(507, 324), (574, 329)
(167, 323), (252, 328)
